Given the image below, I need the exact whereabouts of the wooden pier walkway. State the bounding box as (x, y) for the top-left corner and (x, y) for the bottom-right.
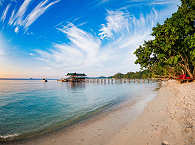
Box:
(84, 79), (159, 84)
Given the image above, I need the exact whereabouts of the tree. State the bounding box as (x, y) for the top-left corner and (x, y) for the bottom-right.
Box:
(134, 0), (195, 79)
(113, 73), (124, 79)
(112, 70), (152, 79)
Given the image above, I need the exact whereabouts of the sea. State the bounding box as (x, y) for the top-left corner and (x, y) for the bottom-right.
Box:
(0, 80), (159, 142)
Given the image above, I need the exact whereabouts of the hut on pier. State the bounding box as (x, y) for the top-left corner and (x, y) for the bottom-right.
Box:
(65, 73), (87, 82)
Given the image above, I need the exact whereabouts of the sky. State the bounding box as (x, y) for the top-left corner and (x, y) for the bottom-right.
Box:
(0, 0), (180, 78)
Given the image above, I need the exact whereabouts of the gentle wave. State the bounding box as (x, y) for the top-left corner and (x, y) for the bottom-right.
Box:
(0, 133), (20, 142)
(0, 134), (20, 139)
(0, 101), (119, 143)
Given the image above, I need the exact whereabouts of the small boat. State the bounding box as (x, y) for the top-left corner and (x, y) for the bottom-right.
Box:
(57, 78), (68, 82)
(42, 78), (48, 82)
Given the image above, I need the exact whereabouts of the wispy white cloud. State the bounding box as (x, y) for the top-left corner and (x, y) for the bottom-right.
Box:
(92, 0), (111, 7)
(29, 53), (34, 56)
(35, 9), (159, 76)
(36, 23), (101, 71)
(23, 0), (60, 29)
(99, 8), (157, 40)
(8, 8), (15, 25)
(13, 0), (32, 26)
(1, 4), (11, 23)
(0, 0), (180, 77)
(14, 26), (19, 33)
(99, 10), (130, 39)
(1, 0), (60, 33)
(151, 0), (180, 5)
(119, 0), (180, 11)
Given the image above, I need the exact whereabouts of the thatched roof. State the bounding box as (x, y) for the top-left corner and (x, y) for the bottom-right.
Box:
(66, 73), (87, 76)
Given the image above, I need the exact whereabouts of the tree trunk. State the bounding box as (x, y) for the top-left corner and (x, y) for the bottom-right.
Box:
(184, 65), (194, 79)
(193, 67), (195, 79)
(181, 69), (185, 75)
(179, 55), (194, 79)
(179, 63), (194, 79)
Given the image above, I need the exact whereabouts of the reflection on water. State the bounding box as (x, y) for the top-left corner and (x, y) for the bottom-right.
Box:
(0, 80), (158, 141)
(66, 82), (86, 89)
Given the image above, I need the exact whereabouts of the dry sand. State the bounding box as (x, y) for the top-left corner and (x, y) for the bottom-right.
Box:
(108, 80), (195, 145)
(9, 80), (195, 145)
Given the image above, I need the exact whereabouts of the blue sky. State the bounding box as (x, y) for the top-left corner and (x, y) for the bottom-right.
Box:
(0, 0), (180, 78)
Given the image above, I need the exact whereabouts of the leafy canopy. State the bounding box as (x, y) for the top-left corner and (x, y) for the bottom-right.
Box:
(134, 0), (195, 79)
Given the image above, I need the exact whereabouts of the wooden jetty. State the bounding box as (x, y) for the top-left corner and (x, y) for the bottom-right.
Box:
(57, 73), (160, 84)
(85, 78), (159, 84)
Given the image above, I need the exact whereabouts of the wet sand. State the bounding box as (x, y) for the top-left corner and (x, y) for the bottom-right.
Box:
(9, 80), (195, 145)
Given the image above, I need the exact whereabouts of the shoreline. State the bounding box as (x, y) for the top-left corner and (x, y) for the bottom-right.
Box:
(6, 80), (194, 145)
(108, 80), (195, 145)
(7, 83), (158, 145)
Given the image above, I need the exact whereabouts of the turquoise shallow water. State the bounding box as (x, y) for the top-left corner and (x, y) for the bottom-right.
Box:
(0, 80), (158, 141)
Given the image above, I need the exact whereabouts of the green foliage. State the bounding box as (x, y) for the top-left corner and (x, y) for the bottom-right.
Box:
(112, 70), (152, 79)
(134, 0), (195, 79)
(112, 73), (124, 79)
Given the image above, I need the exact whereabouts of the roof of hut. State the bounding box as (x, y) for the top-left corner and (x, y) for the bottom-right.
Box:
(66, 73), (87, 76)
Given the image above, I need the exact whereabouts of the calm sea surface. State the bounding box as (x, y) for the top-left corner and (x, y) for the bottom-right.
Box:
(0, 80), (159, 141)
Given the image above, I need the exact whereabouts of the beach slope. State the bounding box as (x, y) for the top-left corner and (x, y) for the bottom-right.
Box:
(108, 80), (195, 145)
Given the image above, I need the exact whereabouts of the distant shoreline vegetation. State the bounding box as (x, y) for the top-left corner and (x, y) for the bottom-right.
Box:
(134, 0), (195, 79)
(0, 78), (57, 80)
(112, 70), (152, 79)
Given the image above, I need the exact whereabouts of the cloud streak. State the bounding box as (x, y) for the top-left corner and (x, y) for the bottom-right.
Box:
(0, 0), (60, 33)
(118, 0), (180, 11)
(13, 0), (32, 26)
(36, 23), (101, 71)
(1, 4), (11, 23)
(0, 0), (180, 77)
(92, 0), (111, 7)
(23, 0), (60, 29)
(99, 10), (130, 39)
(8, 8), (15, 25)
(35, 9), (159, 76)
(151, 0), (180, 5)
